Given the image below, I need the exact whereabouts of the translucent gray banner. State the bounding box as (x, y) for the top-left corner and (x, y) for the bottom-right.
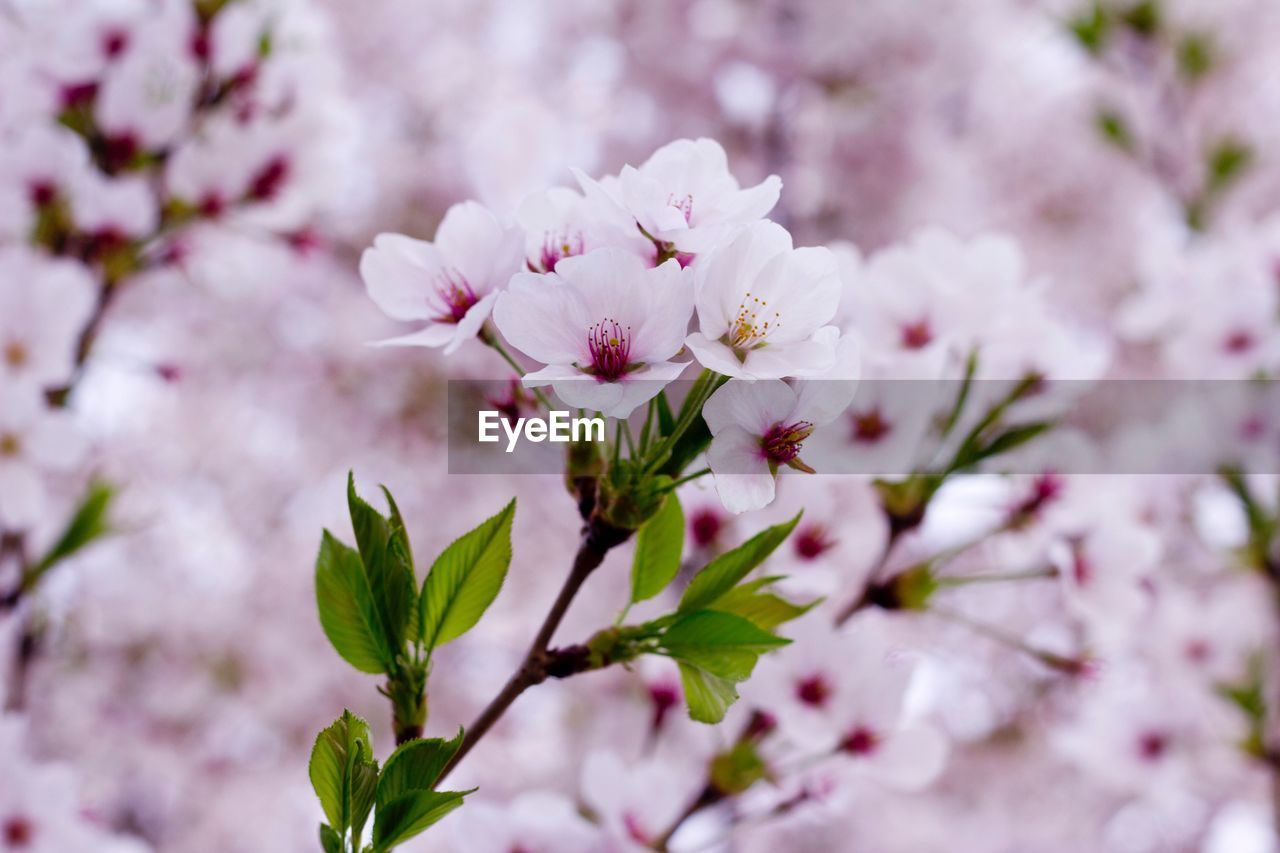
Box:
(446, 379), (1280, 475)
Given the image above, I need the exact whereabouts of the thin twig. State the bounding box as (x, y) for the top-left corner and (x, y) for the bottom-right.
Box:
(437, 520), (628, 783)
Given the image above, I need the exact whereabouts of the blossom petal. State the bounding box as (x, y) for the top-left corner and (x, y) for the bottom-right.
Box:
(702, 379), (797, 436)
(360, 233), (442, 321)
(684, 332), (752, 379)
(434, 201), (519, 293)
(372, 323), (457, 349)
(492, 273), (590, 365)
(707, 425), (776, 514)
(444, 292), (498, 355)
(739, 329), (839, 379)
(858, 724), (949, 792)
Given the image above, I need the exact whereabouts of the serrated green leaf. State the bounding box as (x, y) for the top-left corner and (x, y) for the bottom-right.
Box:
(372, 789), (472, 851)
(678, 661), (739, 724)
(377, 729), (464, 808)
(315, 531), (390, 673)
(33, 480), (114, 575)
(420, 499), (516, 650)
(679, 513), (802, 613)
(309, 710), (374, 833)
(661, 610), (789, 680)
(630, 493), (684, 603)
(712, 578), (819, 630)
(348, 474), (416, 658)
(319, 824), (342, 853)
(349, 755), (378, 850)
(381, 486), (413, 569)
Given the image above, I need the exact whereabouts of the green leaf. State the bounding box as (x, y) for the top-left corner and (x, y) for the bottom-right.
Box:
(349, 755), (379, 850)
(1177, 31), (1215, 82)
(1207, 137), (1253, 194)
(678, 662), (739, 724)
(419, 499), (516, 650)
(381, 485), (413, 571)
(1096, 109), (1133, 152)
(655, 390), (676, 436)
(679, 512), (802, 613)
(377, 729), (464, 808)
(709, 742), (770, 795)
(1067, 3), (1110, 55)
(34, 480), (114, 575)
(372, 790), (472, 851)
(660, 610), (789, 681)
(1118, 0), (1159, 36)
(712, 577), (819, 630)
(309, 710), (375, 833)
(315, 531), (390, 673)
(348, 474), (416, 658)
(971, 421), (1056, 468)
(889, 564), (939, 611)
(630, 492), (684, 603)
(319, 824), (342, 853)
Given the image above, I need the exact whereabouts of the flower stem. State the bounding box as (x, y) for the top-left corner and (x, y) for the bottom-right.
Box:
(662, 467), (711, 491)
(935, 566), (1058, 587)
(479, 326), (553, 409)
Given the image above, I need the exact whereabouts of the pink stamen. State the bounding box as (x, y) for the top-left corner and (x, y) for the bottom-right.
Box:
(900, 319), (934, 350)
(431, 269), (478, 324)
(538, 231), (584, 272)
(840, 726), (880, 755)
(667, 193), (693, 224)
(585, 318), (632, 382)
(761, 421), (814, 465)
(795, 673), (832, 708)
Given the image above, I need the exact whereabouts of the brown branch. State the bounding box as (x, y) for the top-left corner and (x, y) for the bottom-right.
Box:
(436, 518), (629, 783)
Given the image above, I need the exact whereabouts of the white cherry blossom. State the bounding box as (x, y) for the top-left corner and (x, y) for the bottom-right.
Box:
(703, 337), (859, 513)
(360, 200), (524, 354)
(575, 137), (781, 256)
(492, 248), (693, 418)
(686, 220), (844, 380)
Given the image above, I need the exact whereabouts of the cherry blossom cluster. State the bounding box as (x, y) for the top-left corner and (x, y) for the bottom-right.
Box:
(4, 1), (1280, 852)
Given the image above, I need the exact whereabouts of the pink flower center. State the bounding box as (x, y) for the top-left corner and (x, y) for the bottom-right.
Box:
(3, 815), (33, 847)
(794, 525), (837, 560)
(649, 681), (680, 732)
(1223, 329), (1255, 354)
(900, 318), (934, 350)
(27, 181), (56, 207)
(430, 269), (479, 324)
(841, 726), (880, 755)
(538, 231), (584, 272)
(1137, 730), (1169, 762)
(102, 29), (129, 59)
(689, 507), (725, 548)
(247, 155), (289, 201)
(851, 408), (891, 443)
(794, 673), (832, 708)
(761, 421), (814, 465)
(585, 318), (633, 382)
(667, 193), (693, 224)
